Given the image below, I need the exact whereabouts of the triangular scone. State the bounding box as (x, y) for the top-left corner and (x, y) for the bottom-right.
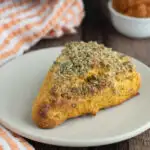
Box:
(32, 42), (141, 128)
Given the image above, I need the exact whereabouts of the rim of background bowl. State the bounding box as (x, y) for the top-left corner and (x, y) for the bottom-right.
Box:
(108, 0), (150, 21)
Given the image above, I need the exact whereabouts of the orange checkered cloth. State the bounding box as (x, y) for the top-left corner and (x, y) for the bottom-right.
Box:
(0, 0), (84, 149)
(0, 0), (84, 66)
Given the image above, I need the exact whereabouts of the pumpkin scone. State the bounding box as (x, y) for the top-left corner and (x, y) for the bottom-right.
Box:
(32, 42), (141, 129)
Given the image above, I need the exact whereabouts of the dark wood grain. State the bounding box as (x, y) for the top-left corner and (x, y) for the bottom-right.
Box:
(129, 130), (150, 150)
(117, 141), (129, 150)
(82, 18), (103, 43)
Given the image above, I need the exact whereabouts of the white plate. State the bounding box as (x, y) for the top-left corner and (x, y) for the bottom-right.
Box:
(0, 47), (150, 147)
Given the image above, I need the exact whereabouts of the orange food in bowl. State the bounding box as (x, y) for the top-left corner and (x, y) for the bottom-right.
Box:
(113, 0), (150, 18)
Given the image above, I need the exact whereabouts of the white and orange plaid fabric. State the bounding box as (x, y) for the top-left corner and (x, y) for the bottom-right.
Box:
(0, 0), (84, 66)
(0, 0), (84, 149)
(0, 125), (34, 150)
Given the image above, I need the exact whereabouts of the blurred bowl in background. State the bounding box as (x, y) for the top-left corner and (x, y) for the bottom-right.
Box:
(108, 0), (150, 38)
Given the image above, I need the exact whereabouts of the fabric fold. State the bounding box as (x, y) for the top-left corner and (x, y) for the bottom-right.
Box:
(0, 0), (84, 66)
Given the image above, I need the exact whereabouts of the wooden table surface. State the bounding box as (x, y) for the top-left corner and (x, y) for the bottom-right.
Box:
(26, 2), (150, 149)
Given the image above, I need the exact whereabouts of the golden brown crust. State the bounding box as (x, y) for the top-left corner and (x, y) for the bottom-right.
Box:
(32, 42), (141, 129)
(32, 71), (140, 128)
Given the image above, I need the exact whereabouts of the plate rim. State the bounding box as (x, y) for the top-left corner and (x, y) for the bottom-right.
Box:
(1, 117), (150, 147)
